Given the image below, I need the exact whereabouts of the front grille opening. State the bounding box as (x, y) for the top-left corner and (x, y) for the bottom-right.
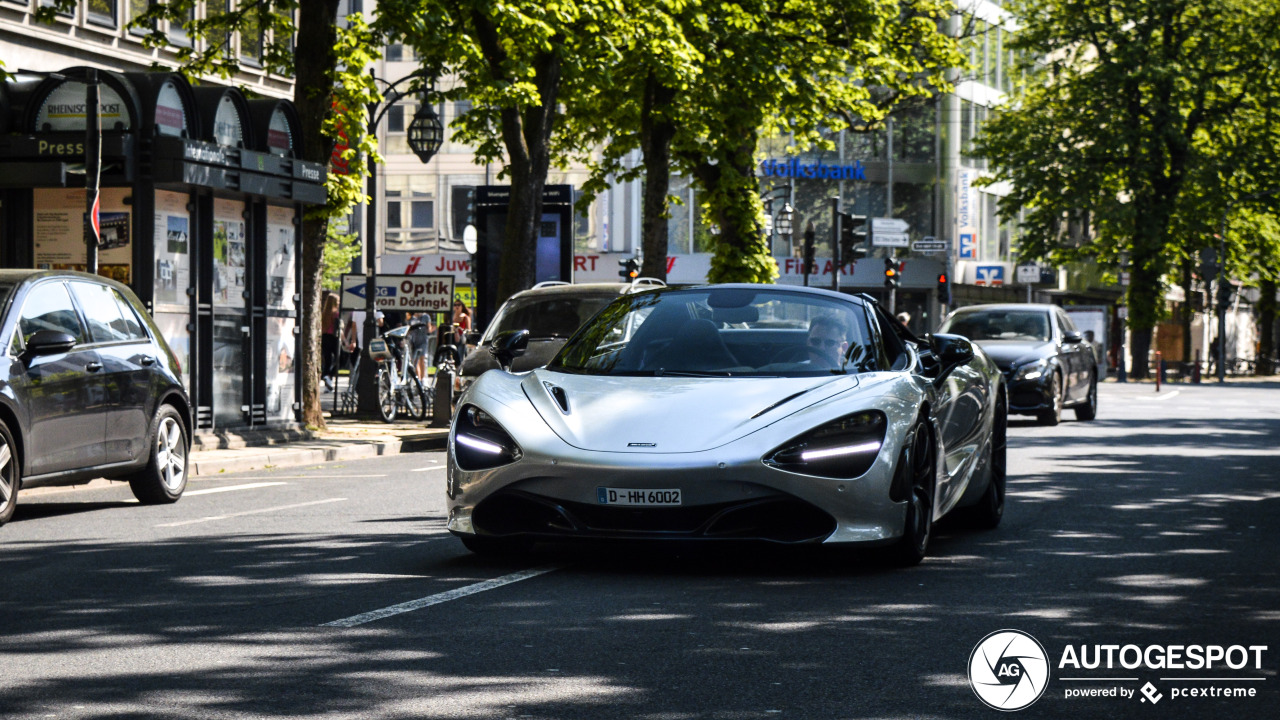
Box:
(471, 490), (835, 544)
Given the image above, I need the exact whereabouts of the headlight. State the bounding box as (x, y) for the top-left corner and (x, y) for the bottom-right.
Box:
(453, 404), (523, 471)
(1013, 358), (1050, 381)
(763, 411), (887, 479)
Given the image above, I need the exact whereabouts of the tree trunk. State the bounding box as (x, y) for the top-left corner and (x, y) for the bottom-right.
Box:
(1259, 277), (1276, 375)
(294, 0), (342, 429)
(1180, 259), (1192, 365)
(488, 48), (560, 310)
(638, 73), (675, 282)
(695, 134), (776, 284)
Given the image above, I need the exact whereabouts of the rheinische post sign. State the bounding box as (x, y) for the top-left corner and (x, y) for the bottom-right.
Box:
(340, 274), (455, 312)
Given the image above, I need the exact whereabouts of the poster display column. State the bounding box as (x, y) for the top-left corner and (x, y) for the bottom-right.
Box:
(211, 197), (248, 428)
(263, 205), (297, 423)
(32, 187), (133, 282)
(151, 189), (193, 392)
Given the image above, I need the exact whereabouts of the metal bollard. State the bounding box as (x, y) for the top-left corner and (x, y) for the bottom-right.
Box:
(1192, 350), (1201, 383)
(432, 367), (454, 428)
(1156, 352), (1163, 392)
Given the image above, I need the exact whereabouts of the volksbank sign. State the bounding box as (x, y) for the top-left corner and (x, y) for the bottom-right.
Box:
(760, 158), (866, 180)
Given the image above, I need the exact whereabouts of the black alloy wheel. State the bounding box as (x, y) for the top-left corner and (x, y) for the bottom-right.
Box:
(0, 418), (20, 526)
(1037, 371), (1063, 426)
(888, 423), (936, 567)
(1074, 372), (1098, 421)
(127, 404), (189, 504)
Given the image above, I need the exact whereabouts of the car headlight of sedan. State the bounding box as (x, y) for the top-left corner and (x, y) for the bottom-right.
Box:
(1013, 358), (1050, 381)
(454, 404), (523, 471)
(763, 411), (887, 479)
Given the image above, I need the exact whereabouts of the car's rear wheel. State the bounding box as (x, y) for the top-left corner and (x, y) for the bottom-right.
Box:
(127, 405), (188, 504)
(1037, 371), (1063, 426)
(1074, 372), (1098, 421)
(888, 423), (936, 567)
(969, 394), (1007, 529)
(0, 419), (20, 527)
(459, 534), (532, 558)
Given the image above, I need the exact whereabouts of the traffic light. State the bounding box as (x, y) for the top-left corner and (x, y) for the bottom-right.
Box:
(936, 272), (948, 293)
(619, 257), (639, 280)
(838, 212), (868, 261)
(884, 257), (900, 289)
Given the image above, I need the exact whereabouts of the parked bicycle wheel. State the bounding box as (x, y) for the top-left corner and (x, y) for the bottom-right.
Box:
(403, 369), (429, 420)
(377, 367), (397, 422)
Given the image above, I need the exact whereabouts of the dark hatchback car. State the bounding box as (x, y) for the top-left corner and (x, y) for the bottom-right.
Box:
(938, 303), (1097, 425)
(0, 270), (192, 526)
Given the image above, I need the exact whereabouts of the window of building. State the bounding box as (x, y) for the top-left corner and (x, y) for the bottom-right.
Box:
(127, 0), (152, 36)
(386, 104), (405, 133)
(86, 0), (117, 27)
(383, 102), (412, 155)
(239, 5), (263, 65)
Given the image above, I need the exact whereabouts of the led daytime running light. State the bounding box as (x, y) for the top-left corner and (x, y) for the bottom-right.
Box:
(800, 441), (882, 461)
(456, 433), (504, 455)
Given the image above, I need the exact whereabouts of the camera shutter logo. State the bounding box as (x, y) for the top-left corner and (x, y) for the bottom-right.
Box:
(969, 630), (1050, 711)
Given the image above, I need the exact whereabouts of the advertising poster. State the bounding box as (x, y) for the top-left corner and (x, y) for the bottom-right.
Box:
(153, 190), (192, 308)
(265, 316), (296, 422)
(265, 206), (297, 311)
(213, 198), (246, 308)
(33, 187), (133, 283)
(957, 169), (978, 260)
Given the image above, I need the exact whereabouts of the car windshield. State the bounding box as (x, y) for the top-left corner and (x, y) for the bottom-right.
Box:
(942, 309), (1051, 342)
(548, 287), (876, 377)
(482, 294), (615, 342)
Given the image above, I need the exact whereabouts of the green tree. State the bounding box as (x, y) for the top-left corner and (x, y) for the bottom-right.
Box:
(566, 0), (960, 284)
(378, 0), (625, 307)
(977, 0), (1280, 379)
(37, 0), (383, 428)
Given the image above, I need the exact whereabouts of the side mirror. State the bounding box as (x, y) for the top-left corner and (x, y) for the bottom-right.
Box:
(24, 329), (77, 357)
(1062, 330), (1083, 344)
(929, 333), (973, 386)
(490, 329), (530, 372)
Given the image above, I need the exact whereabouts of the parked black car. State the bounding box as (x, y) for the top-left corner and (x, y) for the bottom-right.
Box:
(0, 270), (192, 526)
(938, 303), (1098, 425)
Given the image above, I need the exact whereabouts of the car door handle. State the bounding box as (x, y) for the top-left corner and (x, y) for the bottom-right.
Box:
(86, 362), (103, 373)
(140, 356), (156, 366)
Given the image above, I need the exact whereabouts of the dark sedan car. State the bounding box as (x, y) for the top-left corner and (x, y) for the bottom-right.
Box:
(938, 303), (1097, 425)
(0, 270), (192, 526)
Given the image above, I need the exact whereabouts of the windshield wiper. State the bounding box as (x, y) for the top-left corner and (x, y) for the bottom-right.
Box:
(654, 369), (731, 377)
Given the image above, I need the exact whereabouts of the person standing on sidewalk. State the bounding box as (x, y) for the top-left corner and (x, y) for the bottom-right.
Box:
(452, 299), (472, 362)
(321, 291), (340, 391)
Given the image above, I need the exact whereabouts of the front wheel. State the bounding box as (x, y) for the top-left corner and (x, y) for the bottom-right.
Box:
(127, 405), (189, 504)
(0, 418), (20, 526)
(377, 368), (397, 423)
(1037, 371), (1063, 426)
(887, 423), (936, 567)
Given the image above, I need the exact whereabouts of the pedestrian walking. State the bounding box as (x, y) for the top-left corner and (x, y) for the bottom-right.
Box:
(321, 291), (339, 391)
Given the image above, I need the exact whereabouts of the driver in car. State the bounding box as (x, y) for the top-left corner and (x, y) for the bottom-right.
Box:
(807, 314), (850, 369)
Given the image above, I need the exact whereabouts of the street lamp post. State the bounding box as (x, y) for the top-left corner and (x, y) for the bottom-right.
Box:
(355, 69), (444, 418)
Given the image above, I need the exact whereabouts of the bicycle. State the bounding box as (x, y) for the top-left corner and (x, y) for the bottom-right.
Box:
(370, 324), (430, 422)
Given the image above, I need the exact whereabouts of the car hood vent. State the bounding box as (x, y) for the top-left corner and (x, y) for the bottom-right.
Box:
(521, 370), (857, 453)
(543, 381), (570, 413)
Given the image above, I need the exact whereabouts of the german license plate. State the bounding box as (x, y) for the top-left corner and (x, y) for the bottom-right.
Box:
(596, 487), (682, 506)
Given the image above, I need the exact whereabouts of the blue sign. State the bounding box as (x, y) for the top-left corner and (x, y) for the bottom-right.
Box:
(760, 158), (865, 181)
(959, 232), (977, 260)
(975, 265), (1005, 287)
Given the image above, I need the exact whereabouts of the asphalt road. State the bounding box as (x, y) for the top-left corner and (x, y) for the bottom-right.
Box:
(1, 381), (1276, 719)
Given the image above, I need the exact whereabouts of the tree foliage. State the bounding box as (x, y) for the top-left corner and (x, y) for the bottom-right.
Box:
(564, 0), (961, 284)
(976, 0), (1280, 377)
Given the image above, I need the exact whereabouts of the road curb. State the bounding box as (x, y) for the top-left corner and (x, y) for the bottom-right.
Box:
(187, 432), (449, 476)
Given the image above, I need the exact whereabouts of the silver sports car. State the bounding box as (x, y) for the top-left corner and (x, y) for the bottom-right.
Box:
(446, 284), (1006, 565)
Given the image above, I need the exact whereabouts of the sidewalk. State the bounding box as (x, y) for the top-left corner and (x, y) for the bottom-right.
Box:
(187, 414), (450, 476)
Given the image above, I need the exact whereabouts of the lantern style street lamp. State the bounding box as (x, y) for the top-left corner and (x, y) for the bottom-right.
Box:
(356, 70), (444, 418)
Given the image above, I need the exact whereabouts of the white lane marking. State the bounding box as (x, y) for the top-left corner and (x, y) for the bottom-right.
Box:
(410, 466), (445, 472)
(1151, 390), (1181, 401)
(198, 475), (386, 481)
(157, 498), (347, 527)
(322, 566), (562, 628)
(185, 482), (287, 496)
